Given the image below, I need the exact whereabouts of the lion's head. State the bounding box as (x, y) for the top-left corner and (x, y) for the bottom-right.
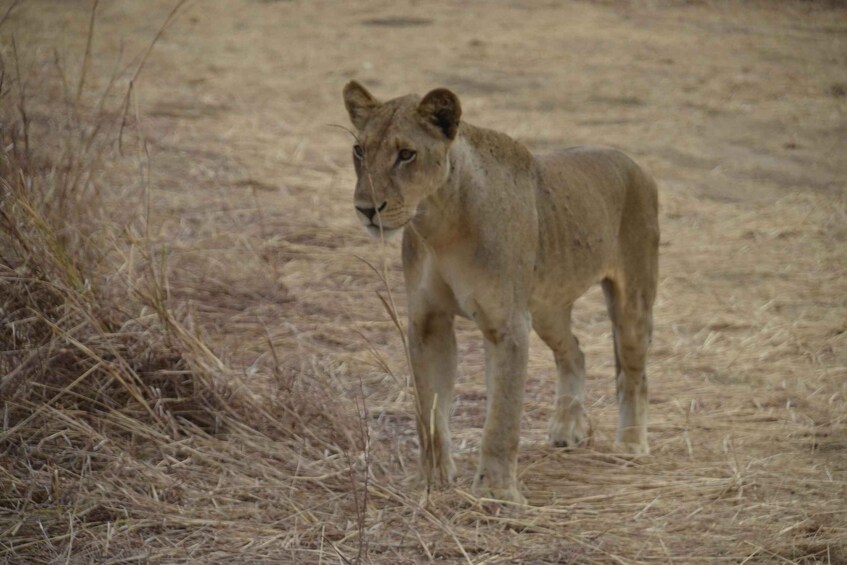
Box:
(342, 81), (461, 238)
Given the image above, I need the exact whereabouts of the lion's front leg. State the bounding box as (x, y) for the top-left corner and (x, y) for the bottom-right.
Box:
(472, 311), (530, 505)
(409, 308), (458, 487)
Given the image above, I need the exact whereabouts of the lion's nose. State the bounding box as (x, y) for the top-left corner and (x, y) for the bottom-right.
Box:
(355, 201), (387, 223)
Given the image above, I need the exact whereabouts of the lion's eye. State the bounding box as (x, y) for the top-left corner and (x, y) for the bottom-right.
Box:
(353, 145), (364, 160)
(397, 149), (416, 163)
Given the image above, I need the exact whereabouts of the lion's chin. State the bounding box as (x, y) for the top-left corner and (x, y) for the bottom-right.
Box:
(365, 224), (403, 241)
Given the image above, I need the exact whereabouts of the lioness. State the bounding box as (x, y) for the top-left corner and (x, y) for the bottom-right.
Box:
(343, 81), (659, 504)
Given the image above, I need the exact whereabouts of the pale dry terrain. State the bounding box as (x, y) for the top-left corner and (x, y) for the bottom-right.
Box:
(2, 0), (846, 562)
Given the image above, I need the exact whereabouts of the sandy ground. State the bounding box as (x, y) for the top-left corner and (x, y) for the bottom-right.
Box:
(6, 0), (847, 562)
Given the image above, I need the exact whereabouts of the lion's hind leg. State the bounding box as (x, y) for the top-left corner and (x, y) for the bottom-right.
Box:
(602, 275), (655, 455)
(534, 307), (590, 448)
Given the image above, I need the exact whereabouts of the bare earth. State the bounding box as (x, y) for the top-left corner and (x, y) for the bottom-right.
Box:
(6, 0), (847, 562)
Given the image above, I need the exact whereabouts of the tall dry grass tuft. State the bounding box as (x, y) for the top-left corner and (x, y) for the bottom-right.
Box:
(0, 21), (371, 563)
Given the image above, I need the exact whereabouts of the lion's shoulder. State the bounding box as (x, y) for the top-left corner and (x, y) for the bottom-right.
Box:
(457, 122), (537, 177)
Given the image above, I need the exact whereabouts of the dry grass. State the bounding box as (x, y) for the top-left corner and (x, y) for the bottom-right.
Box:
(2, 0), (847, 563)
(0, 8), (371, 563)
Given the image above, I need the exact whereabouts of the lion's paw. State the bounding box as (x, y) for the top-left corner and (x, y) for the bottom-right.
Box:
(472, 479), (527, 505)
(549, 401), (590, 448)
(421, 453), (457, 486)
(472, 460), (526, 505)
(613, 436), (650, 455)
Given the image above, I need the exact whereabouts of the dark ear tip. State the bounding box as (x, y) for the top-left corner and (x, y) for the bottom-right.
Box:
(425, 87), (460, 104)
(419, 88), (461, 140)
(344, 81), (379, 105)
(421, 87), (461, 114)
(343, 80), (362, 95)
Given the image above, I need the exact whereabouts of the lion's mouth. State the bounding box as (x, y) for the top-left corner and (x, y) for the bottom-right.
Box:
(362, 214), (414, 240)
(364, 223), (404, 240)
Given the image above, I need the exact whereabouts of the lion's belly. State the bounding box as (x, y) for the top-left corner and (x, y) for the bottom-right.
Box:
(529, 187), (620, 310)
(528, 148), (629, 310)
(529, 249), (609, 313)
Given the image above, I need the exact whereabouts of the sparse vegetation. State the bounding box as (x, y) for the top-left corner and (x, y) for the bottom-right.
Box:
(0, 7), (370, 563)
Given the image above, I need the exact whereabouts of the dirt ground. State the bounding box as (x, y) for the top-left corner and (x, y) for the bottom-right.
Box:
(5, 0), (847, 562)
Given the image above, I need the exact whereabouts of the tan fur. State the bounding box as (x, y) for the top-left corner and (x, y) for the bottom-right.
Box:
(343, 81), (659, 504)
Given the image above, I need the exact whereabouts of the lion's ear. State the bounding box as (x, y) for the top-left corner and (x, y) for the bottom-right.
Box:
(343, 81), (379, 130)
(418, 88), (461, 140)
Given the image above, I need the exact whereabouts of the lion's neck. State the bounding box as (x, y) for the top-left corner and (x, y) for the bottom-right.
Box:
(412, 123), (519, 245)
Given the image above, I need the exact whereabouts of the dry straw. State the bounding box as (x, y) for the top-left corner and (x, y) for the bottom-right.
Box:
(0, 7), (369, 563)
